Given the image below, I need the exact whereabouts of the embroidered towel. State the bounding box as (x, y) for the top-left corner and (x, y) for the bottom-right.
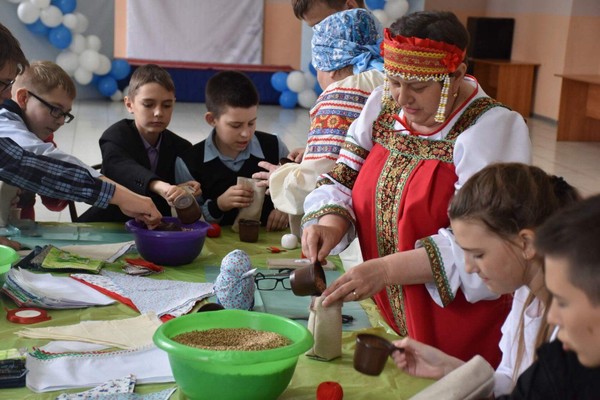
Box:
(16, 313), (162, 349)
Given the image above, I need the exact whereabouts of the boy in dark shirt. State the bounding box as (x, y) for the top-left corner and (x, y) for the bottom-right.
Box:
(177, 71), (289, 231)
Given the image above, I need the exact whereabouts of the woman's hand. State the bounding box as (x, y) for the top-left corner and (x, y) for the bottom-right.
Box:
(301, 214), (349, 263)
(321, 258), (391, 306)
(216, 184), (254, 212)
(391, 337), (464, 379)
(266, 209), (289, 231)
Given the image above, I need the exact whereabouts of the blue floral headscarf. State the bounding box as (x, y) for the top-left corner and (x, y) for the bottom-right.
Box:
(311, 9), (384, 74)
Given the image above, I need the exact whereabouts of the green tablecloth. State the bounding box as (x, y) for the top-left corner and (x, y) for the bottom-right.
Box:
(0, 222), (433, 399)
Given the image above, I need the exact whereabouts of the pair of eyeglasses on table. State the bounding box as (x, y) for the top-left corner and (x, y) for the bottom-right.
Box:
(254, 268), (293, 291)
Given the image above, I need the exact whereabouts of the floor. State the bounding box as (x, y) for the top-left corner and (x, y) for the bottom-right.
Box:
(34, 100), (600, 222)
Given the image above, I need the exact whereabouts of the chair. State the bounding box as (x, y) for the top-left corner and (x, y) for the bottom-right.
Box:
(68, 163), (102, 221)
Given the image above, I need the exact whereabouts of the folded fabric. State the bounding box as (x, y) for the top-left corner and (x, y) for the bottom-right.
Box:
(101, 271), (214, 317)
(16, 313), (162, 349)
(60, 241), (136, 263)
(41, 246), (104, 273)
(2, 268), (115, 309)
(409, 355), (495, 400)
(26, 344), (174, 393)
(55, 374), (135, 399)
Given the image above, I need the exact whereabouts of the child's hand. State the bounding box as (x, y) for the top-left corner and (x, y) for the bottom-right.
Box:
(179, 180), (202, 197)
(266, 209), (289, 232)
(217, 184), (253, 212)
(163, 184), (188, 205)
(252, 161), (279, 188)
(288, 147), (305, 163)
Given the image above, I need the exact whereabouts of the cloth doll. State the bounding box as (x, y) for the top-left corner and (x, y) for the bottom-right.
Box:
(214, 249), (256, 310)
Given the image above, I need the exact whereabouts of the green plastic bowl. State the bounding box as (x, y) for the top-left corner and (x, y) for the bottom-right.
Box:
(153, 310), (314, 400)
(0, 245), (19, 287)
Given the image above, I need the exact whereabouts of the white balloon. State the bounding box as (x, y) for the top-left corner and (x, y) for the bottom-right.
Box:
(17, 2), (40, 24)
(73, 12), (89, 34)
(73, 67), (93, 85)
(110, 90), (123, 102)
(86, 35), (102, 52)
(122, 85), (129, 97)
(94, 54), (112, 75)
(372, 9), (391, 28)
(384, 0), (409, 20)
(286, 70), (307, 93)
(56, 51), (80, 74)
(31, 0), (50, 9)
(303, 71), (317, 91)
(298, 89), (318, 109)
(69, 34), (86, 54)
(62, 13), (78, 30)
(79, 49), (100, 72)
(40, 5), (63, 28)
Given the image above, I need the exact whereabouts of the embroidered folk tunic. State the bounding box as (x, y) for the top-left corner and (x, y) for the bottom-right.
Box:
(302, 76), (532, 367)
(269, 69), (384, 215)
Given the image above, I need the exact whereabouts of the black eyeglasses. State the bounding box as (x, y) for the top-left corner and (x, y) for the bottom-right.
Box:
(27, 91), (74, 123)
(0, 78), (15, 94)
(254, 269), (292, 291)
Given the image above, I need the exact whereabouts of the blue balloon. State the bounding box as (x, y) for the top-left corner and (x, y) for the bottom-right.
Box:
(365, 0), (386, 10)
(97, 76), (118, 97)
(51, 0), (77, 14)
(48, 25), (72, 50)
(279, 90), (298, 109)
(270, 71), (289, 92)
(110, 59), (131, 81)
(308, 62), (317, 77)
(27, 19), (49, 36)
(314, 81), (323, 96)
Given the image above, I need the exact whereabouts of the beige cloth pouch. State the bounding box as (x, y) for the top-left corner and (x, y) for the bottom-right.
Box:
(305, 295), (342, 361)
(409, 355), (495, 400)
(232, 177), (266, 232)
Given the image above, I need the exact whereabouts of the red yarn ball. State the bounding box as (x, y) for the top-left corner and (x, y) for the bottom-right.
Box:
(316, 381), (343, 400)
(207, 223), (221, 238)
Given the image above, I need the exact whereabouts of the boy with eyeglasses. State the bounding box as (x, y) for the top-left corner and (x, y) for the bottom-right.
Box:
(0, 22), (160, 239)
(0, 60), (97, 220)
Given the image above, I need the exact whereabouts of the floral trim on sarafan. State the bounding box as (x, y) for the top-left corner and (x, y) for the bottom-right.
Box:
(419, 236), (453, 306)
(373, 96), (507, 333)
(301, 204), (355, 226)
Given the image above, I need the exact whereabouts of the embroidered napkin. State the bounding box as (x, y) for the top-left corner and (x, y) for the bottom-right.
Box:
(16, 313), (162, 349)
(25, 344), (174, 393)
(60, 241), (136, 263)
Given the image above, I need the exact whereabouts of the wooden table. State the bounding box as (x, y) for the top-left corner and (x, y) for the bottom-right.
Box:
(0, 223), (433, 399)
(470, 58), (539, 117)
(556, 74), (600, 141)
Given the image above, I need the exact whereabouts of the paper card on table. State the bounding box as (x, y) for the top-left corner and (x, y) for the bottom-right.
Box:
(41, 247), (104, 273)
(59, 241), (136, 262)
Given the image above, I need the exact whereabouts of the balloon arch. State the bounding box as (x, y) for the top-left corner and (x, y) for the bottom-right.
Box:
(8, 0), (131, 101)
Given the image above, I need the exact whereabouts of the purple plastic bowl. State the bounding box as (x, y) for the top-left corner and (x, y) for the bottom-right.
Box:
(125, 217), (211, 266)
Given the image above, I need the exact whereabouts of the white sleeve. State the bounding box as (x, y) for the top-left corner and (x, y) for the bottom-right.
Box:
(1, 119), (101, 178)
(422, 106), (532, 306)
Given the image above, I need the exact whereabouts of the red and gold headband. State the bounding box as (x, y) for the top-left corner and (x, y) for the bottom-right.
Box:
(381, 29), (466, 122)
